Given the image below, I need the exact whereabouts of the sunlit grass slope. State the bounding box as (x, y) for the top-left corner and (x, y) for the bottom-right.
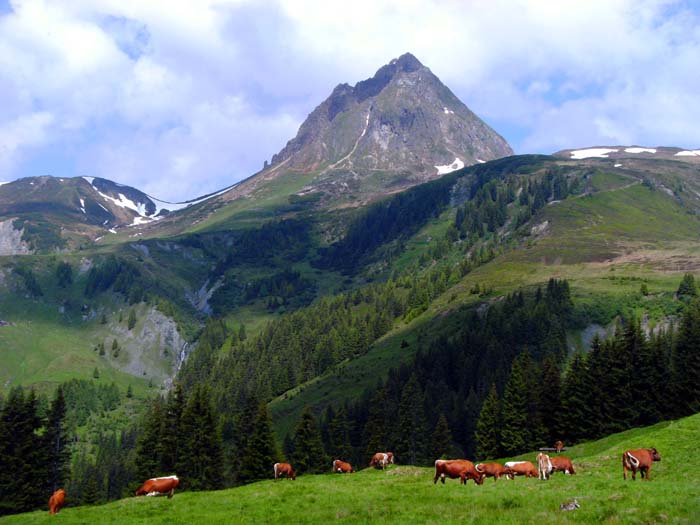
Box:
(6, 412), (700, 524)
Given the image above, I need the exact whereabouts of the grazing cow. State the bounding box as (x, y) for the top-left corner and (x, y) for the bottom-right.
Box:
(475, 462), (508, 482)
(550, 456), (576, 475)
(537, 452), (553, 480)
(274, 462), (296, 480)
(135, 476), (179, 498)
(48, 489), (66, 515)
(369, 452), (390, 470)
(332, 459), (354, 473)
(504, 461), (538, 479)
(554, 440), (565, 453)
(433, 459), (484, 485)
(622, 448), (661, 481)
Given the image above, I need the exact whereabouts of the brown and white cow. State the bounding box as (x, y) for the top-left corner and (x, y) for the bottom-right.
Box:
(433, 459), (484, 485)
(554, 440), (565, 453)
(135, 475), (179, 498)
(537, 452), (553, 480)
(475, 462), (508, 482)
(623, 448), (661, 481)
(274, 462), (296, 480)
(550, 456), (576, 475)
(504, 461), (538, 479)
(48, 489), (66, 515)
(332, 459), (354, 473)
(369, 452), (390, 470)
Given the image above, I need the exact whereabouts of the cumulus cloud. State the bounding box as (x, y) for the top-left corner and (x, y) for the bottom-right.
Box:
(0, 0), (698, 199)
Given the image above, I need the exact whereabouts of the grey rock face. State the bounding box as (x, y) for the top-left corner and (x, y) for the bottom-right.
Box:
(268, 53), (512, 191)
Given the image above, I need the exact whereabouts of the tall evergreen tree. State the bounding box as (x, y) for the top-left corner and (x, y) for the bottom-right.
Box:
(475, 385), (501, 460)
(0, 388), (45, 515)
(395, 374), (428, 465)
(291, 407), (327, 474)
(177, 385), (224, 490)
(561, 352), (593, 441)
(44, 387), (70, 494)
(673, 299), (700, 415)
(158, 384), (185, 474)
(238, 403), (280, 482)
(536, 356), (563, 444)
(500, 352), (539, 455)
(430, 414), (452, 460)
(135, 397), (165, 480)
(326, 406), (353, 461)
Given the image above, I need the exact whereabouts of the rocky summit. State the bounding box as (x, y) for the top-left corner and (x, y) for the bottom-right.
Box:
(257, 52), (513, 200)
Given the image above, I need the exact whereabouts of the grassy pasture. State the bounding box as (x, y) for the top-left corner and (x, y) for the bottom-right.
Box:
(6, 412), (700, 524)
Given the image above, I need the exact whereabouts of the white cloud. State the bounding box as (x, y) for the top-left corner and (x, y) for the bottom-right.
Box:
(0, 112), (54, 172)
(0, 0), (698, 199)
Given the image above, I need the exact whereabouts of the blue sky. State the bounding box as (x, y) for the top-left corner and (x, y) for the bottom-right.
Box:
(0, 0), (699, 200)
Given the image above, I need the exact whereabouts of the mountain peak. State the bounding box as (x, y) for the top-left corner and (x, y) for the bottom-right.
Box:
(391, 52), (424, 71)
(262, 53), (512, 201)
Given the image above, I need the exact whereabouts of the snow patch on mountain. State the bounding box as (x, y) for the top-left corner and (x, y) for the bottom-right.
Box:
(675, 150), (700, 157)
(79, 198), (86, 214)
(570, 148), (618, 159)
(435, 157), (465, 175)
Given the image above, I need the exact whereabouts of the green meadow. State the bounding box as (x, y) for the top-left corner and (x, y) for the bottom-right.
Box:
(6, 412), (700, 524)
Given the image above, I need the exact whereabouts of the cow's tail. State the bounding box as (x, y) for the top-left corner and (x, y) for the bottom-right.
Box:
(626, 452), (639, 468)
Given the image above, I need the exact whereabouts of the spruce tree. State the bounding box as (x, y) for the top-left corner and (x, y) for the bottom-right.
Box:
(395, 374), (428, 465)
(430, 414), (452, 460)
(475, 385), (501, 460)
(538, 356), (562, 444)
(673, 299), (700, 415)
(561, 352), (593, 441)
(326, 406), (353, 461)
(158, 384), (184, 474)
(0, 388), (46, 514)
(677, 272), (698, 299)
(44, 387), (70, 494)
(127, 309), (137, 330)
(135, 397), (165, 480)
(239, 403), (280, 482)
(291, 407), (326, 474)
(363, 388), (389, 457)
(177, 385), (224, 490)
(500, 353), (533, 455)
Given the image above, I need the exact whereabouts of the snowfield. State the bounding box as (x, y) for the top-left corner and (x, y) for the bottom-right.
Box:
(570, 148), (618, 159)
(435, 157), (465, 175)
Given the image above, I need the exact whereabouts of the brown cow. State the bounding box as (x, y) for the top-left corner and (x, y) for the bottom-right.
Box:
(433, 459), (484, 485)
(550, 456), (576, 475)
(332, 459), (354, 473)
(475, 462), (508, 482)
(274, 462), (296, 480)
(369, 452), (390, 470)
(623, 448), (661, 481)
(48, 489), (66, 515)
(504, 461), (538, 479)
(554, 440), (565, 453)
(135, 476), (179, 498)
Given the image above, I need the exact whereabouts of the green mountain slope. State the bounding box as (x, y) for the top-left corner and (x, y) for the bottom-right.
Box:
(6, 411), (699, 524)
(268, 158), (700, 436)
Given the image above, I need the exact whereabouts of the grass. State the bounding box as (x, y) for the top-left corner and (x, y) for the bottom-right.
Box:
(7, 412), (700, 524)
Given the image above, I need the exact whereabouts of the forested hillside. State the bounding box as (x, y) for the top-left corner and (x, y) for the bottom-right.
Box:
(4, 152), (700, 516)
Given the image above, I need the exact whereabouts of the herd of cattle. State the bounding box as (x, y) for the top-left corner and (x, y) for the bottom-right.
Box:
(45, 445), (662, 514)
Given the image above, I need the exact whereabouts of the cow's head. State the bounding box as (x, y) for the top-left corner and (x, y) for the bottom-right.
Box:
(290, 470), (296, 480)
(649, 448), (661, 461)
